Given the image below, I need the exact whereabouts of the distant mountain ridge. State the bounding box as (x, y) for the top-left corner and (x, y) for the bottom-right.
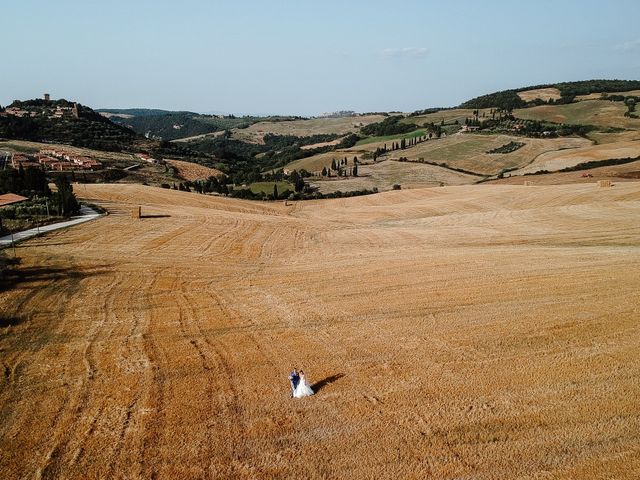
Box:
(97, 108), (189, 117)
(98, 109), (304, 141)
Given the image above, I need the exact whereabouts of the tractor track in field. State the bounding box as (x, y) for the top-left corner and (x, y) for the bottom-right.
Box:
(1, 182), (639, 479)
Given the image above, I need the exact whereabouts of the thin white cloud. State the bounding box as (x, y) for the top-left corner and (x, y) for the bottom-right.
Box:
(615, 39), (640, 52)
(381, 47), (429, 59)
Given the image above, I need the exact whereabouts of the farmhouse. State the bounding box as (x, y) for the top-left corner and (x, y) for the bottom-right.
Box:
(52, 162), (76, 172)
(36, 149), (102, 170)
(37, 155), (58, 167)
(0, 193), (28, 208)
(11, 154), (40, 169)
(73, 156), (103, 170)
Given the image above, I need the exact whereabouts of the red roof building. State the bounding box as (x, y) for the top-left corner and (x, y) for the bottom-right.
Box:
(0, 193), (28, 207)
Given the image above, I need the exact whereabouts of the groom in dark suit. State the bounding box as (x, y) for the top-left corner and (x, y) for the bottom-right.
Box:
(288, 368), (300, 397)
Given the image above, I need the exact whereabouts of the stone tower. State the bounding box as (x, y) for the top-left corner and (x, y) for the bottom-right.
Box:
(44, 93), (50, 101)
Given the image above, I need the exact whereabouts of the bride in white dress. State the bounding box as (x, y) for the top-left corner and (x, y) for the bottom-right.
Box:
(293, 370), (314, 398)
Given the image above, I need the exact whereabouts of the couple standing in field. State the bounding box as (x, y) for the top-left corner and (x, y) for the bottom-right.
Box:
(288, 368), (314, 398)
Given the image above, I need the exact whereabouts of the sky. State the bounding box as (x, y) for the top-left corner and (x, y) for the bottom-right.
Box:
(3, 0), (640, 116)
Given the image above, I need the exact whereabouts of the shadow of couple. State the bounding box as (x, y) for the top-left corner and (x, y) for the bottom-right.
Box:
(311, 373), (345, 393)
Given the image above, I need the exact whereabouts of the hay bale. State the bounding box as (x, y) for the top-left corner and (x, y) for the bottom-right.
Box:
(523, 181), (533, 186)
(132, 206), (141, 219)
(598, 180), (612, 188)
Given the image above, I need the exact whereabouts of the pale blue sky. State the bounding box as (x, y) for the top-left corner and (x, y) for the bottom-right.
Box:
(3, 1), (639, 115)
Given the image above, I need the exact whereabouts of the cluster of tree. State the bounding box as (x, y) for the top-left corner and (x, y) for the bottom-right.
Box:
(262, 133), (341, 149)
(0, 165), (50, 196)
(0, 108), (138, 152)
(227, 187), (294, 201)
(1, 170), (80, 219)
(487, 141), (525, 154)
(187, 131), (358, 182)
(336, 133), (360, 148)
(53, 176), (80, 216)
(227, 185), (381, 201)
(554, 80), (640, 104)
(360, 116), (417, 136)
(370, 134), (433, 161)
(463, 114), (596, 138)
(9, 99), (75, 109)
(599, 94), (640, 105)
(422, 122), (444, 136)
(227, 169), (309, 201)
(624, 98), (638, 118)
(320, 157), (359, 177)
(460, 89), (527, 111)
(525, 155), (640, 176)
(555, 156), (640, 172)
(407, 107), (449, 117)
(517, 119), (594, 137)
(310, 187), (378, 200)
(161, 174), (232, 195)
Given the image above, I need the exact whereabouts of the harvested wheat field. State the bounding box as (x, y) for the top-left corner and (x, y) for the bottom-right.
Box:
(576, 90), (640, 101)
(311, 159), (478, 193)
(517, 87), (561, 102)
(489, 158), (640, 185)
(165, 159), (222, 181)
(515, 100), (640, 129)
(386, 134), (590, 175)
(231, 115), (385, 144)
(510, 140), (640, 176)
(1, 183), (640, 479)
(402, 108), (492, 127)
(0, 140), (138, 163)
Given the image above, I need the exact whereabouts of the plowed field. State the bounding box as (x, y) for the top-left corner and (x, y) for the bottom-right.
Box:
(1, 183), (639, 479)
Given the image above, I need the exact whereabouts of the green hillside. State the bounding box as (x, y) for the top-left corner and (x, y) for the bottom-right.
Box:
(98, 108), (177, 117)
(101, 109), (304, 141)
(460, 79), (640, 110)
(0, 99), (141, 151)
(0, 99), (212, 162)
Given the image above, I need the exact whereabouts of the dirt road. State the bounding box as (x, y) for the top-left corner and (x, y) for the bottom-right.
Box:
(1, 183), (639, 479)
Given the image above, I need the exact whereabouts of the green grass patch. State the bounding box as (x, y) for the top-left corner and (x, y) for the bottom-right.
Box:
(0, 141), (40, 153)
(356, 130), (425, 146)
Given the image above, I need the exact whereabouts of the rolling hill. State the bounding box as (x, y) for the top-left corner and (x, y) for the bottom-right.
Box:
(1, 182), (638, 478)
(460, 79), (640, 110)
(99, 108), (303, 142)
(4, 79), (640, 194)
(0, 99), (144, 152)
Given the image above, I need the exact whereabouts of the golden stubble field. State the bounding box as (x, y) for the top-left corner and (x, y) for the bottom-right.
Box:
(310, 159), (478, 193)
(1, 183), (639, 479)
(510, 140), (640, 176)
(232, 115), (386, 144)
(514, 100), (640, 129)
(384, 134), (590, 176)
(165, 159), (223, 181)
(517, 87), (562, 102)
